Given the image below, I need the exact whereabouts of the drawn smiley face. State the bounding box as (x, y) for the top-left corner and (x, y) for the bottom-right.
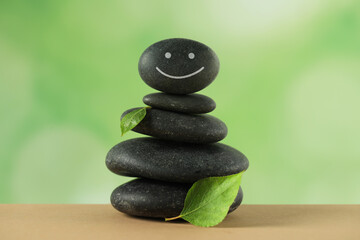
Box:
(138, 38), (220, 94)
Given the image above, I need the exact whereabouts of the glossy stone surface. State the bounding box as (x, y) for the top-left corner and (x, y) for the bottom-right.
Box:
(106, 138), (249, 183)
(138, 38), (220, 94)
(143, 93), (216, 114)
(121, 108), (227, 143)
(111, 178), (243, 218)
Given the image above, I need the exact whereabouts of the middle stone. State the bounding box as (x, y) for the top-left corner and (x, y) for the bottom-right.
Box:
(121, 108), (227, 143)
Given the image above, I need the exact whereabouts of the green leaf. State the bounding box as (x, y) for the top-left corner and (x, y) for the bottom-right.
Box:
(120, 107), (147, 136)
(165, 171), (244, 227)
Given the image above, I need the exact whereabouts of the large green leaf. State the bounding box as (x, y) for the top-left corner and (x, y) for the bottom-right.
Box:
(120, 107), (147, 136)
(165, 172), (244, 227)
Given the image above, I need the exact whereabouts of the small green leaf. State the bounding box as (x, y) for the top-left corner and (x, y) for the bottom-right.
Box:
(120, 107), (147, 136)
(165, 171), (244, 227)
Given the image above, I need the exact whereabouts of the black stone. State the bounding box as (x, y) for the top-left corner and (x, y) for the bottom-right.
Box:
(143, 93), (216, 114)
(106, 138), (249, 183)
(111, 178), (243, 218)
(138, 38), (220, 94)
(122, 108), (227, 143)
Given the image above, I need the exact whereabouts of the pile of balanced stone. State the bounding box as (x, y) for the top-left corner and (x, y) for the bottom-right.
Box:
(106, 38), (249, 218)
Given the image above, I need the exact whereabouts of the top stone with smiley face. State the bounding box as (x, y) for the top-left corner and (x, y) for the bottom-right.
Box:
(138, 38), (220, 94)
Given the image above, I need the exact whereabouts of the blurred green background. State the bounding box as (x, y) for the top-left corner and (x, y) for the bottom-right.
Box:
(1, 0), (359, 204)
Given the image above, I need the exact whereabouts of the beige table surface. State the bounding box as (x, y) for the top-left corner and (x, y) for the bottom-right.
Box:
(1, 204), (359, 240)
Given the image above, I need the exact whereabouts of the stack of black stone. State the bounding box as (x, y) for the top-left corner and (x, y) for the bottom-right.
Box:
(106, 38), (249, 218)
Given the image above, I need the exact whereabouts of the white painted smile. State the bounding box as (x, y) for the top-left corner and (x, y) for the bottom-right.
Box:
(156, 66), (205, 79)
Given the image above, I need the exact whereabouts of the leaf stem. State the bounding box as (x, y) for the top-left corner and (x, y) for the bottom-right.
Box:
(165, 215), (182, 221)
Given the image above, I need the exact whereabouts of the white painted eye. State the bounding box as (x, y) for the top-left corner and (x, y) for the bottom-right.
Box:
(188, 52), (195, 59)
(165, 52), (171, 59)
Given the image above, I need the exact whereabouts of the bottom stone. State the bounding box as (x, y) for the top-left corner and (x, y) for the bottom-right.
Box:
(111, 178), (243, 218)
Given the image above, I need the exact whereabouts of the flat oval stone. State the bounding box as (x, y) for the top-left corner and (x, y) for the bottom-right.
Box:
(143, 93), (216, 114)
(106, 138), (249, 183)
(111, 178), (243, 218)
(138, 38), (220, 94)
(122, 108), (227, 143)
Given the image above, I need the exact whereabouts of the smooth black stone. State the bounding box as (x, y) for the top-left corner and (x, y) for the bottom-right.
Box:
(138, 38), (219, 94)
(122, 108), (227, 143)
(143, 93), (216, 114)
(106, 138), (249, 183)
(111, 178), (243, 218)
